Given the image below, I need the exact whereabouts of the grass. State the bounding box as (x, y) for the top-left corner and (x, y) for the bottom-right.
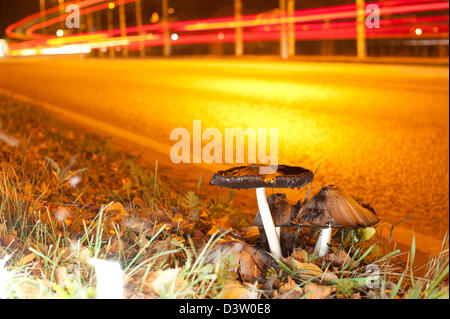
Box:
(0, 93), (448, 299)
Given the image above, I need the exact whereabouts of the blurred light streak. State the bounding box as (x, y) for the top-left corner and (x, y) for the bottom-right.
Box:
(6, 0), (107, 40)
(25, 0), (136, 39)
(0, 40), (8, 58)
(40, 44), (92, 55)
(5, 0), (449, 57)
(47, 34), (108, 45)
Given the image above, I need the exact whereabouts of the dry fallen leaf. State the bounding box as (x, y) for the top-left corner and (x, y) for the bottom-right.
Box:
(242, 226), (260, 243)
(108, 238), (123, 255)
(322, 271), (338, 282)
(105, 202), (128, 216)
(55, 266), (68, 289)
(291, 248), (309, 263)
(79, 247), (91, 265)
(326, 249), (358, 269)
(290, 260), (323, 279)
(121, 216), (153, 234)
(18, 253), (35, 267)
(220, 282), (258, 299)
(279, 277), (303, 299)
(145, 268), (186, 296)
(303, 282), (336, 299)
(16, 279), (46, 299)
(206, 240), (270, 282)
(289, 258), (338, 282)
(0, 233), (17, 247)
(172, 213), (185, 224)
(352, 292), (362, 299)
(262, 275), (280, 289)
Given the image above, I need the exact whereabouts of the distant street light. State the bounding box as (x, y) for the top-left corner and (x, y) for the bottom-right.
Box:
(151, 12), (160, 24)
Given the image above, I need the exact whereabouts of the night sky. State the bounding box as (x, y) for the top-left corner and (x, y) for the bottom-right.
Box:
(1, 0), (39, 37)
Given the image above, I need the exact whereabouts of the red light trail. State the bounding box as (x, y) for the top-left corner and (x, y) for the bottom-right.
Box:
(5, 0), (449, 56)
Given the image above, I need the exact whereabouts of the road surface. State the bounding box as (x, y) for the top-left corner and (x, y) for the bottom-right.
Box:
(0, 57), (448, 244)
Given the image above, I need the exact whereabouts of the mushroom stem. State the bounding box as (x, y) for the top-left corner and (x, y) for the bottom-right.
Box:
(314, 225), (332, 257)
(276, 227), (281, 240)
(256, 188), (282, 259)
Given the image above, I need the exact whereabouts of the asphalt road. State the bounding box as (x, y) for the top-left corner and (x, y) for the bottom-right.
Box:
(0, 57), (448, 242)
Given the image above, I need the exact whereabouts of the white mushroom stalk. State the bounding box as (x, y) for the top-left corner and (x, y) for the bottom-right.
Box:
(256, 188), (282, 260)
(314, 225), (332, 257)
(88, 259), (124, 299)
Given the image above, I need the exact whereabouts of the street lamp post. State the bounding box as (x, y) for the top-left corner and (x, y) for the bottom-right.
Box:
(356, 0), (367, 58)
(162, 0), (171, 57)
(86, 10), (94, 34)
(234, 0), (243, 57)
(107, 4), (115, 58)
(119, 0), (128, 57)
(279, 0), (288, 60)
(39, 0), (46, 34)
(58, 0), (65, 29)
(135, 0), (146, 58)
(288, 0), (295, 57)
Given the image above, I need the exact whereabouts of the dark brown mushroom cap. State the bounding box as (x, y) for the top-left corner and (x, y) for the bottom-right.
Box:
(292, 185), (380, 229)
(209, 164), (314, 190)
(253, 193), (294, 227)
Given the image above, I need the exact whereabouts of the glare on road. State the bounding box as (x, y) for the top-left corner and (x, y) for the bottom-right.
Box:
(0, 58), (448, 239)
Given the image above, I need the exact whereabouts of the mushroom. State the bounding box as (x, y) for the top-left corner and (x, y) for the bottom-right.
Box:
(209, 164), (314, 259)
(252, 193), (293, 239)
(292, 185), (380, 257)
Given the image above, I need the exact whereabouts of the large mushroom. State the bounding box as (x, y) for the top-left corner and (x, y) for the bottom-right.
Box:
(209, 164), (313, 259)
(292, 185), (380, 257)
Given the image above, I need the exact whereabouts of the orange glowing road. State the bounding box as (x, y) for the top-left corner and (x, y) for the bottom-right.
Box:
(5, 0), (449, 56)
(0, 58), (448, 243)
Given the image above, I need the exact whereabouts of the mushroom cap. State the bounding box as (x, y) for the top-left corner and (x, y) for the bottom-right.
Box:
(253, 193), (293, 227)
(292, 185), (380, 229)
(209, 164), (314, 190)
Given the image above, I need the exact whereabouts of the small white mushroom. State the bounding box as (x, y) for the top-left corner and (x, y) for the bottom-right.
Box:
(88, 259), (124, 299)
(293, 185), (380, 258)
(314, 225), (332, 257)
